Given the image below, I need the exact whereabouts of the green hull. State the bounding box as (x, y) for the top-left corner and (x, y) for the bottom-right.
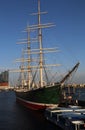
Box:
(16, 85), (62, 105)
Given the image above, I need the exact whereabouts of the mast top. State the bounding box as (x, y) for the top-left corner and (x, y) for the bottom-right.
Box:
(38, 0), (40, 13)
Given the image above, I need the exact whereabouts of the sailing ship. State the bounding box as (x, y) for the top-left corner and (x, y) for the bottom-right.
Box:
(14, 0), (80, 110)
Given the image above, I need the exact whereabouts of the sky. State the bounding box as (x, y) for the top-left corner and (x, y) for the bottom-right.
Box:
(0, 0), (85, 84)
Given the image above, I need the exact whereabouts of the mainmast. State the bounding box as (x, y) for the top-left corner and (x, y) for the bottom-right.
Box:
(29, 0), (59, 87)
(38, 0), (43, 87)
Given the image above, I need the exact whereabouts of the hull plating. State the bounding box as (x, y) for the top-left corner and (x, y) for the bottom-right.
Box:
(15, 85), (60, 110)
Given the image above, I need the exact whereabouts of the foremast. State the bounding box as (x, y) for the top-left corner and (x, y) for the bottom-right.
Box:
(27, 27), (31, 89)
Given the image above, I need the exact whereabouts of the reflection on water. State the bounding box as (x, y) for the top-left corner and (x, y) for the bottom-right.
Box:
(0, 91), (60, 130)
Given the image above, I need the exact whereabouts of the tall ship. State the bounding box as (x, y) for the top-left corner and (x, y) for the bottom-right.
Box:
(14, 0), (80, 110)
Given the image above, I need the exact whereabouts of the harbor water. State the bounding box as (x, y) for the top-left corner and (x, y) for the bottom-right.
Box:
(0, 91), (62, 130)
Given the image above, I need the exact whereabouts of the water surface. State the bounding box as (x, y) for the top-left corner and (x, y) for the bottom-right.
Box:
(0, 91), (61, 130)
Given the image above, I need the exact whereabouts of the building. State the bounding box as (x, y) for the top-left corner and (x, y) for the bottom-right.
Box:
(0, 70), (9, 90)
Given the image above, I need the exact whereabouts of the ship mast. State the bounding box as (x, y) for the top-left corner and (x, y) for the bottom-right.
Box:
(27, 27), (31, 89)
(38, 0), (43, 87)
(29, 0), (59, 87)
(21, 49), (25, 88)
(10, 0), (60, 89)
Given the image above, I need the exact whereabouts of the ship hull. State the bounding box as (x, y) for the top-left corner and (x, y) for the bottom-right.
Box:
(16, 97), (58, 110)
(15, 85), (61, 110)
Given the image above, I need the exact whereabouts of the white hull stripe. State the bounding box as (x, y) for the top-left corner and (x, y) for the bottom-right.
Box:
(16, 97), (58, 107)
